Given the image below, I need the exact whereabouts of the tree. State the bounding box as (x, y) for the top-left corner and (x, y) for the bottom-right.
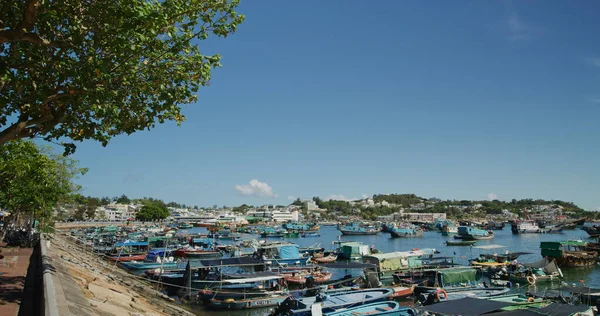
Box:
(136, 201), (169, 221)
(291, 198), (303, 206)
(0, 140), (87, 228)
(116, 194), (130, 204)
(0, 0), (244, 153)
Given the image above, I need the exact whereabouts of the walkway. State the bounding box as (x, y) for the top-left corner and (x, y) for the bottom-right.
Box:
(0, 245), (33, 316)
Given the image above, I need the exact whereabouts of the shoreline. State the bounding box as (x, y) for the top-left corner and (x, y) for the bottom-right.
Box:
(45, 233), (195, 316)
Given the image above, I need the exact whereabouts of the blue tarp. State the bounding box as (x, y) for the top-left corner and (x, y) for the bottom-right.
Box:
(279, 245), (300, 259)
(114, 241), (148, 247)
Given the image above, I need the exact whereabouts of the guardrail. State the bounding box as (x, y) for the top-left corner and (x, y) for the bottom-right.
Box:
(40, 234), (59, 316)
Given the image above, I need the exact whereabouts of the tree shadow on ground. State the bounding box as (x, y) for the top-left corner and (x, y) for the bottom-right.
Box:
(0, 275), (26, 304)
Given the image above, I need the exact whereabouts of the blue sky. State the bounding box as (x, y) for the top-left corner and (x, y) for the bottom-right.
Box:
(70, 1), (600, 210)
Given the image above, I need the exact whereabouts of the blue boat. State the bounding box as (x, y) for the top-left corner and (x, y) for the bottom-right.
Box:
(256, 242), (310, 267)
(457, 226), (494, 240)
(337, 222), (379, 235)
(283, 221), (319, 231)
(389, 225), (424, 238)
(284, 288), (395, 315)
(119, 261), (178, 270)
(208, 294), (289, 310)
(323, 301), (416, 316)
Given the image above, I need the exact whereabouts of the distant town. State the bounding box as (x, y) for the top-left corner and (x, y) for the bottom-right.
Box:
(56, 193), (592, 226)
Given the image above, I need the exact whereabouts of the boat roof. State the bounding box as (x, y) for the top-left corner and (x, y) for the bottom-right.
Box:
(199, 257), (264, 267)
(113, 241), (148, 247)
(220, 275), (282, 283)
(490, 303), (590, 316)
(363, 248), (436, 260)
(418, 297), (513, 315)
(258, 242), (297, 249)
(472, 244), (505, 249)
(542, 240), (587, 246)
(318, 262), (376, 269)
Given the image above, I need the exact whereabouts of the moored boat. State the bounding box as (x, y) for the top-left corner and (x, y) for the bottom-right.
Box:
(322, 301), (416, 316)
(389, 226), (424, 238)
(446, 240), (476, 246)
(540, 240), (598, 267)
(312, 254), (337, 263)
(337, 222), (379, 235)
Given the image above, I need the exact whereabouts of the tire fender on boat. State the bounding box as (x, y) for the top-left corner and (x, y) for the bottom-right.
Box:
(526, 275), (536, 285)
(527, 297), (535, 303)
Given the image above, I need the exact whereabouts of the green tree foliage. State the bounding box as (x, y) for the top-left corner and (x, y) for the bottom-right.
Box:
(136, 202), (169, 221)
(115, 194), (130, 204)
(291, 198), (304, 206)
(0, 140), (86, 225)
(0, 0), (244, 153)
(373, 194), (422, 206)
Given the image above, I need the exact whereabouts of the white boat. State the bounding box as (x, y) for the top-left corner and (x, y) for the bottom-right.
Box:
(511, 220), (545, 234)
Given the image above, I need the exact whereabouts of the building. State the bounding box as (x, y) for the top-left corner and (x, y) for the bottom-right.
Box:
(402, 212), (446, 222)
(305, 200), (319, 211)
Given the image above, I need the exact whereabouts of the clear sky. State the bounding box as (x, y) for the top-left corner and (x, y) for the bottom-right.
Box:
(70, 1), (600, 210)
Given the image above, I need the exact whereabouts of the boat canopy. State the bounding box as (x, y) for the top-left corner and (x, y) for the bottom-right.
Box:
(199, 257), (263, 267)
(113, 241), (148, 247)
(279, 245), (300, 259)
(362, 249), (437, 271)
(437, 267), (479, 287)
(418, 297), (512, 315)
(319, 262), (376, 269)
(559, 285), (600, 294)
(220, 275), (283, 284)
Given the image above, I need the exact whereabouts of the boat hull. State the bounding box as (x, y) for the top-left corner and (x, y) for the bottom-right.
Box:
(390, 230), (423, 238)
(339, 230), (378, 235)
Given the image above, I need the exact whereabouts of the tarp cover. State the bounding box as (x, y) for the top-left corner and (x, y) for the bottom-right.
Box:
(200, 257), (263, 267)
(113, 241), (148, 247)
(279, 245), (300, 259)
(439, 268), (478, 287)
(491, 303), (590, 316)
(418, 297), (512, 315)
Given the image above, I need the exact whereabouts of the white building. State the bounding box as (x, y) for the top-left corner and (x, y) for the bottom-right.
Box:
(305, 200), (319, 211)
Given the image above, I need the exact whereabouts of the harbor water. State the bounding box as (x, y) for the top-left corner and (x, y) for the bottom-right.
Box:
(178, 225), (600, 316)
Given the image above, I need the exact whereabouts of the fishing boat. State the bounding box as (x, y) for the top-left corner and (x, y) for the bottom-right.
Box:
(322, 301), (416, 316)
(334, 241), (371, 260)
(362, 248), (438, 281)
(208, 294), (289, 310)
(173, 247), (222, 259)
(511, 220), (546, 234)
(255, 242), (310, 267)
(283, 221), (319, 232)
(507, 258), (563, 285)
(273, 288), (395, 316)
(540, 240), (598, 267)
(337, 222), (379, 235)
(283, 270), (332, 285)
(283, 231), (299, 238)
(107, 253), (147, 262)
(581, 225), (600, 238)
(446, 240), (476, 246)
(312, 254), (337, 263)
(389, 226), (423, 238)
(457, 226), (494, 240)
(441, 225), (458, 236)
(178, 223), (193, 229)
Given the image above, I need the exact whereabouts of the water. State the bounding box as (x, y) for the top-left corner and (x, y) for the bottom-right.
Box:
(176, 225), (600, 315)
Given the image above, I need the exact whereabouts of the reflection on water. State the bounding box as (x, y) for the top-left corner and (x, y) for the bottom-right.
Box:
(178, 225), (599, 315)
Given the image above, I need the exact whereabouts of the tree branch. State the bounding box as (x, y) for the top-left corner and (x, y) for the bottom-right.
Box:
(0, 92), (71, 145)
